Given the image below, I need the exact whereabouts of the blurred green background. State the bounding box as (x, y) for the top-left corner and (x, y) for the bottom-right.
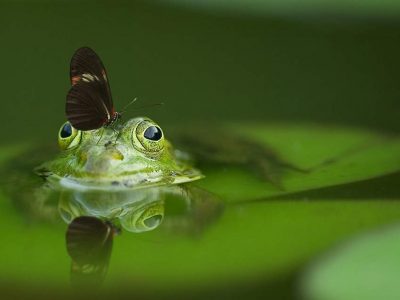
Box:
(1, 0), (399, 144)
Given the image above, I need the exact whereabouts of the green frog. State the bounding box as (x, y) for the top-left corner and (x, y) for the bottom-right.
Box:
(37, 117), (203, 190)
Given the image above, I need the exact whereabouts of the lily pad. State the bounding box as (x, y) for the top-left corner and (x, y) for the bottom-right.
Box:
(301, 222), (400, 300)
(198, 123), (400, 202)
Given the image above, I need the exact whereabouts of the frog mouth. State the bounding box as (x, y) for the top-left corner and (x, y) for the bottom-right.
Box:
(47, 166), (204, 192)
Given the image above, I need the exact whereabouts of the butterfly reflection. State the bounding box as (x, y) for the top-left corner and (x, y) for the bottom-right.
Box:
(66, 216), (118, 287)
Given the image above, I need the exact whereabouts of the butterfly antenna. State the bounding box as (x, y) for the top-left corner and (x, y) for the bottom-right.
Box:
(96, 129), (105, 145)
(120, 97), (138, 115)
(126, 102), (165, 112)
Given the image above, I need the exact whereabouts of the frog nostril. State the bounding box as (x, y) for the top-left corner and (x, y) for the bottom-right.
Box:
(110, 149), (124, 160)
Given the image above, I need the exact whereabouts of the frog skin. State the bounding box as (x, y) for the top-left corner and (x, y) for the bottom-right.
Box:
(37, 117), (203, 190)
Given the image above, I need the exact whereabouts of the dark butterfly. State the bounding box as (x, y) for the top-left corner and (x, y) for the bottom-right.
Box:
(66, 47), (120, 131)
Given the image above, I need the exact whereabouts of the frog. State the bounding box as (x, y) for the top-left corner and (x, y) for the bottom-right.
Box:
(36, 117), (204, 191)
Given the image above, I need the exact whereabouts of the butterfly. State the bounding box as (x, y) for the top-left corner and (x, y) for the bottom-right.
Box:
(66, 47), (121, 131)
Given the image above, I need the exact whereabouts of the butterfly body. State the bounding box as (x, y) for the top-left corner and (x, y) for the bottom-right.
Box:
(104, 110), (121, 127)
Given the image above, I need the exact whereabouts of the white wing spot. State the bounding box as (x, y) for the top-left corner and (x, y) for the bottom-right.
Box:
(81, 73), (100, 82)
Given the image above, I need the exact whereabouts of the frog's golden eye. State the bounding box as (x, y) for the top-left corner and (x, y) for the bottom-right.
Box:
(58, 121), (82, 150)
(134, 120), (165, 153)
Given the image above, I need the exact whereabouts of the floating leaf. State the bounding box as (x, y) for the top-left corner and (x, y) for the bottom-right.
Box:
(301, 222), (400, 300)
(197, 123), (400, 202)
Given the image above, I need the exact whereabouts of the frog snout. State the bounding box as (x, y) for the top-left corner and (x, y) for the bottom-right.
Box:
(84, 148), (125, 173)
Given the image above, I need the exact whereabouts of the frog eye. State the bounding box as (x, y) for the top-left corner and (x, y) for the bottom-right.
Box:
(58, 121), (82, 150)
(120, 201), (164, 233)
(144, 126), (163, 141)
(133, 120), (165, 153)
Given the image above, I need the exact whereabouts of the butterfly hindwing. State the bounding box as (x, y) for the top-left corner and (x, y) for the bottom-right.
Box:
(66, 80), (111, 130)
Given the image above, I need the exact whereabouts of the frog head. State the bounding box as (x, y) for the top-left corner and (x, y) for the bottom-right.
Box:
(40, 117), (202, 190)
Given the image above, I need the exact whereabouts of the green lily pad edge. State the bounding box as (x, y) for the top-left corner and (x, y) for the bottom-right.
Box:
(198, 122), (400, 202)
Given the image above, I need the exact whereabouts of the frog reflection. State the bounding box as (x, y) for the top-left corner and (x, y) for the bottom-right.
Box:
(59, 188), (166, 233)
(59, 185), (221, 233)
(60, 185), (223, 285)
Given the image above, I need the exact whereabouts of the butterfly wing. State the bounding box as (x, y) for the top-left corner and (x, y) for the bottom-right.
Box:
(68, 47), (114, 129)
(66, 80), (111, 130)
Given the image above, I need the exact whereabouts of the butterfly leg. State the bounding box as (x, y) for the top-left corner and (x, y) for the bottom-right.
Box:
(112, 127), (122, 144)
(96, 128), (105, 145)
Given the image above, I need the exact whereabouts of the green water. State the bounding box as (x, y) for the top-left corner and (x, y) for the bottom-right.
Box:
(1, 1), (400, 299)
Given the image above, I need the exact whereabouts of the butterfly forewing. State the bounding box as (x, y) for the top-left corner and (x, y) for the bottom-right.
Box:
(67, 47), (114, 130)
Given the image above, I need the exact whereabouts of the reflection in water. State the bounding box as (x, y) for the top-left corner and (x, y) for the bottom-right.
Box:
(66, 216), (117, 286)
(58, 184), (223, 286)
